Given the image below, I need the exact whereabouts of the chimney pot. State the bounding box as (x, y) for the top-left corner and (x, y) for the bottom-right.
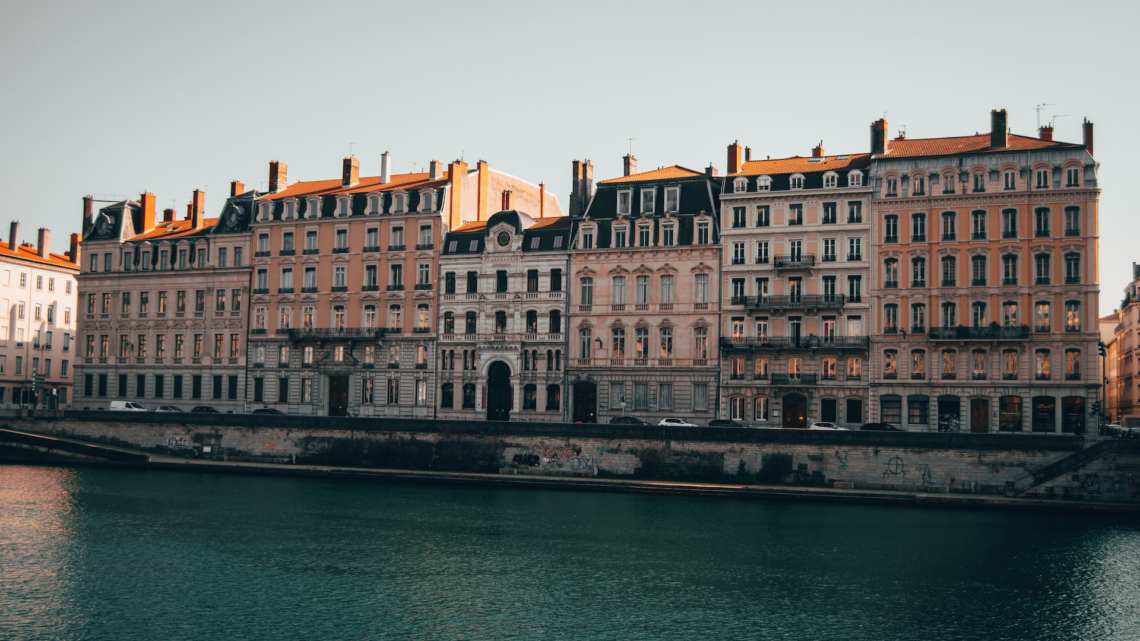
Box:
(8, 221), (19, 250)
(1038, 126), (1054, 141)
(230, 180), (244, 197)
(140, 192), (157, 232)
(1083, 118), (1094, 157)
(812, 141), (824, 158)
(623, 154), (637, 177)
(69, 233), (81, 265)
(990, 109), (1009, 148)
(162, 208), (175, 223)
(37, 228), (49, 259)
(705, 164), (718, 177)
(429, 160), (442, 180)
(269, 161), (287, 193)
(82, 195), (94, 233)
(342, 157), (359, 187)
(191, 190), (205, 229)
(870, 119), (889, 155)
(744, 147), (752, 163)
(380, 151), (391, 184)
(727, 141), (742, 174)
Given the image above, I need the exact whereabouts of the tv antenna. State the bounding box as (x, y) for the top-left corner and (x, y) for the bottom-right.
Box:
(627, 138), (636, 154)
(1051, 114), (1069, 129)
(349, 142), (358, 157)
(1035, 103), (1054, 129)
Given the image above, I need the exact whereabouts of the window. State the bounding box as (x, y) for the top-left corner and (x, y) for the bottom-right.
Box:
(942, 212), (956, 240)
(885, 177), (898, 196)
(755, 241), (769, 264)
(611, 328), (625, 359)
(911, 213), (926, 241)
(1035, 208), (1051, 237)
(1066, 167), (1081, 187)
(1002, 302), (1018, 327)
(1004, 171), (1016, 190)
(942, 173), (956, 194)
(1035, 302), (1051, 332)
(883, 259), (898, 287)
(971, 211), (987, 239)
(660, 276), (674, 305)
(942, 350), (957, 379)
(1064, 207), (1081, 236)
(883, 304), (898, 333)
(1002, 255), (1018, 286)
(580, 277), (593, 306)
(972, 302), (987, 328)
(617, 191), (631, 215)
(1003, 349), (1018, 379)
(1001, 209), (1018, 238)
(972, 350), (987, 379)
(1065, 301), (1081, 332)
(659, 327), (673, 359)
(847, 237), (861, 260)
(757, 176), (771, 191)
(1063, 253), (1081, 285)
(633, 383), (648, 410)
(494, 311), (507, 334)
(847, 275), (862, 301)
(1035, 254), (1051, 285)
(912, 175), (925, 196)
(1035, 168), (1050, 189)
(788, 204), (803, 225)
(579, 226), (593, 249)
(385, 265), (398, 289)
(973, 172), (985, 193)
(638, 224), (650, 247)
(696, 222), (709, 245)
(579, 329), (592, 359)
(909, 397), (929, 424)
(732, 207), (746, 228)
(1065, 349), (1081, 379)
(790, 174), (804, 190)
(1036, 350), (1051, 379)
(658, 383), (673, 411)
(694, 327), (708, 359)
(883, 350), (897, 378)
(881, 396), (902, 423)
(911, 304), (926, 332)
(883, 215), (897, 242)
(641, 188), (655, 213)
(971, 255), (987, 286)
(911, 258), (926, 287)
(824, 173), (837, 189)
(941, 257), (956, 286)
(756, 206), (770, 227)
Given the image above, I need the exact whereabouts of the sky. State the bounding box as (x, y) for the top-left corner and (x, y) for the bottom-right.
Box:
(1, 0), (1136, 313)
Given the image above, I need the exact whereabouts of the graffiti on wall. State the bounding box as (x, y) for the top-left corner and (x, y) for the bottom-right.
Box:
(834, 451), (849, 472)
(882, 455), (907, 480)
(510, 445), (595, 472)
(167, 436), (188, 447)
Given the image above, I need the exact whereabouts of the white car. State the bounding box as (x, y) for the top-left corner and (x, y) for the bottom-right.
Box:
(808, 422), (848, 430)
(109, 401), (147, 411)
(658, 418), (699, 427)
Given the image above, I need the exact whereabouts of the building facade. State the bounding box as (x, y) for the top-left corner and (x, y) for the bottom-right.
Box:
(567, 159), (722, 424)
(867, 111), (1101, 433)
(247, 154), (561, 416)
(718, 142), (871, 428)
(436, 210), (570, 421)
(75, 186), (255, 412)
(0, 222), (80, 407)
(1107, 264), (1140, 422)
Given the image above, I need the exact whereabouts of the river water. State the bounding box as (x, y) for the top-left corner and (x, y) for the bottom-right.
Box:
(1, 465), (1138, 641)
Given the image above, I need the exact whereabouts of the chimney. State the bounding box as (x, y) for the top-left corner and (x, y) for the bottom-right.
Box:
(705, 163), (718, 177)
(623, 154), (637, 177)
(569, 159), (594, 218)
(162, 208), (175, 223)
(870, 119), (888, 155)
(812, 141), (824, 158)
(447, 159), (469, 229)
(269, 161), (287, 193)
(1083, 118), (1094, 157)
(1038, 126), (1054, 141)
(8, 221), (19, 250)
(990, 109), (1009, 148)
(380, 151), (391, 184)
(37, 228), (49, 259)
(342, 157), (359, 187)
(185, 203), (193, 220)
(727, 141), (742, 174)
(745, 147), (752, 163)
(230, 180), (244, 197)
(476, 160), (490, 221)
(140, 192), (157, 231)
(191, 189), (205, 229)
(501, 190), (512, 210)
(82, 195), (94, 232)
(429, 160), (442, 180)
(68, 233), (81, 265)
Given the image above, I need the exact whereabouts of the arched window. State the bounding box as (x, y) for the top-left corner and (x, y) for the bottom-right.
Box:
(883, 350), (898, 378)
(848, 170), (863, 186)
(363, 305), (377, 330)
(546, 349), (553, 371)
(972, 171), (986, 193)
(523, 384), (537, 410)
(443, 311), (454, 334)
(526, 310), (538, 333)
(823, 172), (837, 188)
(733, 177), (747, 193)
(757, 176), (771, 191)
(545, 385), (561, 411)
(549, 309), (561, 334)
(333, 305), (346, 330)
(942, 172), (956, 194)
(579, 329), (591, 359)
(789, 174), (805, 190)
(465, 311), (477, 334)
(440, 383), (454, 408)
(555, 350), (561, 370)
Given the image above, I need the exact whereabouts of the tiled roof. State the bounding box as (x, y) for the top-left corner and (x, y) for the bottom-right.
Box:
(529, 216), (571, 229)
(453, 221), (486, 232)
(1100, 311), (1120, 322)
(262, 172), (444, 200)
(0, 240), (79, 271)
(878, 133), (1082, 159)
(129, 219), (219, 241)
(598, 165), (704, 184)
(732, 153), (870, 177)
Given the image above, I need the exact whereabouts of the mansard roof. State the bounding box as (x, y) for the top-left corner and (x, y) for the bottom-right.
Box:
(442, 211), (571, 256)
(877, 133), (1083, 159)
(261, 172), (446, 201)
(598, 165), (704, 184)
(731, 153), (870, 177)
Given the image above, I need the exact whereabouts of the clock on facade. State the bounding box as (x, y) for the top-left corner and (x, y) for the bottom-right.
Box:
(496, 231), (511, 247)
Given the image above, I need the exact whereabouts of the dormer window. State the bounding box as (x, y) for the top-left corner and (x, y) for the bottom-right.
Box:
(848, 171), (863, 187)
(790, 174), (805, 190)
(912, 176), (926, 196)
(1004, 171), (1017, 190)
(757, 176), (772, 191)
(943, 174), (956, 194)
(1066, 167), (1081, 187)
(306, 199), (319, 219)
(259, 202), (271, 222)
(336, 198), (349, 217)
(973, 172), (986, 192)
(580, 227), (594, 250)
(369, 196), (380, 215)
(422, 192), (434, 212)
(665, 187), (679, 212)
(1035, 169), (1050, 189)
(617, 190), (631, 215)
(823, 173), (837, 188)
(885, 178), (898, 197)
(733, 178), (747, 193)
(697, 221), (709, 245)
(641, 188), (655, 213)
(394, 194), (406, 213)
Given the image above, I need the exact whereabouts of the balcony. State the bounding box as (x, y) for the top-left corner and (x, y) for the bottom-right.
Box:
(255, 251), (271, 257)
(847, 216), (863, 224)
(302, 286), (319, 293)
(912, 234), (926, 242)
(1003, 278), (1018, 286)
(362, 284), (379, 292)
(731, 257), (745, 265)
(1003, 230), (1018, 239)
(303, 248), (319, 255)
(848, 254), (863, 262)
(1036, 277), (1051, 285)
(386, 284), (404, 291)
(971, 278), (987, 287)
(928, 326), (1031, 340)
(1065, 228), (1081, 237)
(1035, 229), (1051, 238)
(972, 232), (987, 240)
(884, 236), (898, 244)
(720, 335), (868, 351)
(884, 280), (898, 289)
(821, 254), (836, 262)
(331, 286), (348, 292)
(416, 243), (434, 250)
(279, 249), (295, 256)
(770, 373), (818, 385)
(774, 254), (816, 269)
(278, 287), (294, 294)
(333, 247), (349, 254)
(413, 327), (432, 334)
(1065, 276), (1081, 285)
(755, 257), (769, 264)
(388, 245), (405, 252)
(942, 233), (956, 241)
(415, 283), (433, 290)
(251, 329), (267, 335)
(912, 280), (926, 288)
(285, 327), (388, 340)
(253, 288), (269, 295)
(363, 245), (380, 253)
(732, 294), (845, 310)
(941, 279), (956, 287)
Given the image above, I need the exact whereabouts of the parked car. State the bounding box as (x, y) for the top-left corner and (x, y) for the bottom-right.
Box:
(155, 405), (184, 412)
(190, 406), (221, 414)
(252, 408), (285, 415)
(658, 418), (699, 427)
(609, 416), (650, 425)
(109, 401), (147, 412)
(809, 422), (848, 430)
(706, 419), (745, 428)
(859, 422), (903, 431)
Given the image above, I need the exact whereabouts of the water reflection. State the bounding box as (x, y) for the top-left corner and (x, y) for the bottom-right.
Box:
(0, 465), (1138, 641)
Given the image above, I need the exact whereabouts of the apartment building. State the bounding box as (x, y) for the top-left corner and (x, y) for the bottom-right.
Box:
(436, 210), (570, 422)
(567, 157), (721, 423)
(247, 154), (560, 416)
(719, 142), (871, 428)
(0, 222), (80, 407)
(1107, 264), (1140, 422)
(75, 186), (255, 411)
(867, 110), (1100, 433)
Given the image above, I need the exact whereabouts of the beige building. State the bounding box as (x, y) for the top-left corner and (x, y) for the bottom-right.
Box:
(74, 186), (254, 411)
(1108, 264), (1140, 422)
(0, 222), (80, 407)
(567, 159), (722, 424)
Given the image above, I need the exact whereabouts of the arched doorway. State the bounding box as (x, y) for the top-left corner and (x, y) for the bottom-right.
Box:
(486, 361), (512, 421)
(782, 394), (807, 429)
(572, 381), (597, 423)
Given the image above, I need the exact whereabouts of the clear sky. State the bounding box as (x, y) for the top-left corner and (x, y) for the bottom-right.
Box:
(1, 0), (1135, 313)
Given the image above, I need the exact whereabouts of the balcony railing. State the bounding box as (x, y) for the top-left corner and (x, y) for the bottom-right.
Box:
(848, 254), (863, 262)
(1036, 277), (1051, 285)
(388, 245), (405, 252)
(942, 233), (956, 241)
(279, 249), (295, 256)
(1002, 278), (1018, 286)
(971, 278), (987, 286)
(928, 326), (1031, 340)
(821, 254), (836, 262)
(912, 234), (926, 242)
(884, 280), (898, 288)
(884, 236), (898, 244)
(1035, 229), (1051, 238)
(720, 335), (869, 351)
(731, 294), (845, 310)
(285, 327), (388, 340)
(941, 279), (956, 287)
(1003, 230), (1018, 239)
(1065, 228), (1080, 237)
(1065, 276), (1081, 284)
(416, 243), (434, 250)
(774, 254), (816, 269)
(332, 247), (349, 254)
(972, 232), (987, 240)
(363, 245), (381, 253)
(303, 248), (319, 255)
(912, 280), (926, 288)
(770, 373), (818, 385)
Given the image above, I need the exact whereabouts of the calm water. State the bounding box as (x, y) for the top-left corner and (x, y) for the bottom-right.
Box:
(1, 466), (1138, 641)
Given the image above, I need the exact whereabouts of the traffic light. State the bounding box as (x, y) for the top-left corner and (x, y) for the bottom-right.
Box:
(1092, 401), (1101, 414)
(1098, 342), (1107, 357)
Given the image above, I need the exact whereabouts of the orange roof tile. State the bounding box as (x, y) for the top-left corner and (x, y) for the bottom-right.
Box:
(1100, 311), (1120, 322)
(731, 153), (870, 177)
(879, 133), (1079, 159)
(599, 165), (704, 184)
(529, 216), (571, 229)
(128, 219), (218, 241)
(453, 221), (486, 232)
(0, 241), (79, 271)
(262, 172), (445, 200)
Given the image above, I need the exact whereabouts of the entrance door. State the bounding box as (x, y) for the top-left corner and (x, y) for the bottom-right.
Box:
(782, 393), (807, 429)
(846, 398), (863, 424)
(329, 376), (349, 416)
(970, 398), (989, 433)
(486, 361), (512, 421)
(572, 382), (597, 423)
(938, 396), (961, 432)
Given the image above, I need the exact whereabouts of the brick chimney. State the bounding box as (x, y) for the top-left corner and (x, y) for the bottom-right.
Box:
(539, 182), (546, 218)
(269, 161), (287, 193)
(812, 142), (825, 158)
(990, 109), (1009, 148)
(745, 147), (752, 162)
(623, 154), (637, 177)
(727, 141), (742, 174)
(82, 195), (94, 232)
(139, 192), (157, 232)
(230, 180), (244, 197)
(870, 119), (889, 155)
(191, 189), (206, 229)
(342, 157), (359, 187)
(476, 160), (490, 221)
(1038, 126), (1054, 141)
(1083, 118), (1094, 157)
(447, 159), (469, 229)
(380, 151), (391, 184)
(501, 190), (512, 210)
(68, 233), (80, 265)
(8, 221), (19, 250)
(36, 228), (49, 259)
(429, 160), (442, 180)
(705, 163), (718, 177)
(163, 208), (175, 223)
(185, 203), (193, 220)
(569, 159), (594, 218)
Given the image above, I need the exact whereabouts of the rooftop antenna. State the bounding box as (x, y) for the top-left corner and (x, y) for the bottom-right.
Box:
(348, 142), (358, 158)
(1035, 103), (1054, 129)
(1051, 114), (1069, 129)
(898, 125), (906, 138)
(882, 111), (889, 119)
(460, 150), (465, 162)
(627, 138), (636, 154)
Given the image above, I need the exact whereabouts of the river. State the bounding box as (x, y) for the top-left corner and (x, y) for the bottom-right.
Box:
(1, 464), (1138, 640)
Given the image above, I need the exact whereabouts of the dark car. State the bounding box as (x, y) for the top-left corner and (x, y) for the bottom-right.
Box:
(706, 419), (745, 428)
(859, 422), (903, 431)
(252, 408), (285, 415)
(609, 416), (650, 425)
(190, 406), (221, 414)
